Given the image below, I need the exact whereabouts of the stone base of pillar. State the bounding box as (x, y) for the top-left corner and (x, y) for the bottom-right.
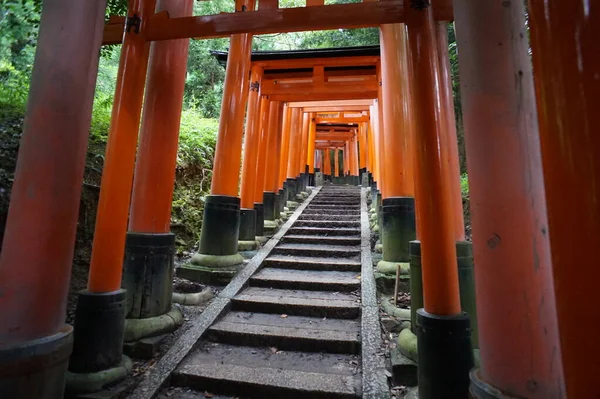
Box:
(409, 240), (423, 331)
(67, 289), (128, 393)
(371, 181), (378, 199)
(469, 369), (506, 399)
(278, 188), (285, 213)
(286, 178), (297, 200)
(178, 195), (243, 284)
(123, 232), (175, 320)
(66, 355), (132, 396)
(416, 309), (473, 399)
(308, 172), (315, 186)
(379, 196), (416, 263)
(123, 307), (183, 343)
(238, 208), (258, 251)
(263, 192), (276, 222)
(274, 193), (281, 219)
(361, 171), (369, 187)
(239, 208), (256, 241)
(264, 219), (279, 236)
(315, 172), (324, 186)
(457, 241), (478, 349)
(254, 203), (265, 238)
(0, 326), (73, 398)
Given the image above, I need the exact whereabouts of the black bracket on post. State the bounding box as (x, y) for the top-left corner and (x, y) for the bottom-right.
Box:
(126, 14), (142, 34)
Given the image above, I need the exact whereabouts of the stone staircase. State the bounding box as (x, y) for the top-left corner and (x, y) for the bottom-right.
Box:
(171, 186), (366, 398)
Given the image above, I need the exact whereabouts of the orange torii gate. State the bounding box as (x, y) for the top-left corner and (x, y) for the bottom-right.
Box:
(1, 0), (597, 398)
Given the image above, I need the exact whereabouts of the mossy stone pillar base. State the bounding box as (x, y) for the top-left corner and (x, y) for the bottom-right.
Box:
(380, 197), (416, 263)
(278, 188), (285, 213)
(371, 181), (378, 199)
(416, 309), (473, 399)
(409, 240), (424, 333)
(239, 208), (256, 241)
(178, 195), (243, 284)
(123, 232), (175, 319)
(254, 203), (265, 237)
(263, 192), (276, 221)
(469, 369), (506, 399)
(297, 175), (305, 194)
(69, 289), (127, 374)
(286, 178), (297, 200)
(315, 172), (324, 186)
(274, 193), (281, 219)
(457, 241), (478, 349)
(0, 327), (73, 398)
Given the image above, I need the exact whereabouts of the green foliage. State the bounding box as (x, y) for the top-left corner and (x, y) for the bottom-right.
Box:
(460, 173), (471, 239)
(171, 112), (219, 247)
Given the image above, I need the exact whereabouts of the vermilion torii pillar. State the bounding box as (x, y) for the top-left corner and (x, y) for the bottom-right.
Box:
(69, 0), (157, 390)
(306, 113), (317, 185)
(278, 104), (292, 212)
(453, 0), (564, 397)
(238, 65), (264, 251)
(0, 1), (106, 396)
(528, 1), (598, 396)
(358, 122), (368, 184)
(298, 112), (310, 194)
(323, 148), (332, 179)
(181, 0), (255, 283)
(123, 0), (192, 330)
(263, 101), (283, 230)
(377, 23), (416, 279)
(405, 1), (473, 397)
(253, 95), (271, 240)
(433, 21), (478, 350)
(334, 148), (340, 178)
(286, 108), (302, 203)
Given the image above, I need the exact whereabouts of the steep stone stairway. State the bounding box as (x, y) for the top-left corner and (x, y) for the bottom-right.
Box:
(170, 186), (369, 398)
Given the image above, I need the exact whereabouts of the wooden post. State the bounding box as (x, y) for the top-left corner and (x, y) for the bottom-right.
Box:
(278, 104), (292, 191)
(454, 0), (563, 396)
(125, 0), (193, 320)
(436, 22), (465, 242)
(405, 1), (472, 396)
(87, 0), (156, 294)
(180, 0), (256, 283)
(0, 0), (106, 394)
(527, 0), (599, 396)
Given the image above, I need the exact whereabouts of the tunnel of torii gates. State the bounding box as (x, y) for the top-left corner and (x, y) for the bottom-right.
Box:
(0, 0), (598, 398)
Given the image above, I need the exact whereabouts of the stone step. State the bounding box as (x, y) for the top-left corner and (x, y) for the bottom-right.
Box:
(272, 243), (361, 258)
(232, 287), (360, 318)
(293, 220), (361, 228)
(310, 202), (360, 205)
(282, 235), (362, 246)
(302, 209), (361, 216)
(288, 227), (361, 237)
(263, 255), (361, 272)
(173, 342), (361, 399)
(207, 311), (361, 354)
(298, 214), (358, 221)
(251, 268), (361, 292)
(307, 204), (361, 209)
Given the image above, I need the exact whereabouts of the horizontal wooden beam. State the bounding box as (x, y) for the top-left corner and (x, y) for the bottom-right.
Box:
(103, 16), (125, 45)
(316, 116), (369, 124)
(288, 99), (374, 108)
(262, 79), (378, 96)
(264, 69), (375, 80)
(270, 92), (377, 102)
(256, 56), (379, 70)
(304, 106), (370, 112)
(102, 1), (452, 45)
